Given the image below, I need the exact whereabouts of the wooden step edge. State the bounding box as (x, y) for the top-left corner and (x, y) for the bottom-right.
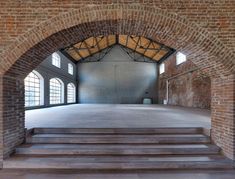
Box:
(15, 144), (221, 155)
(32, 127), (205, 135)
(3, 160), (234, 170)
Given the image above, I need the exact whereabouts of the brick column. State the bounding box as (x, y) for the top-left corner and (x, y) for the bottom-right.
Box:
(0, 75), (3, 168)
(211, 74), (235, 160)
(0, 75), (25, 167)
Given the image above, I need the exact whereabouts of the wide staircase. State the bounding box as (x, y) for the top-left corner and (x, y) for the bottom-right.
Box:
(3, 127), (234, 171)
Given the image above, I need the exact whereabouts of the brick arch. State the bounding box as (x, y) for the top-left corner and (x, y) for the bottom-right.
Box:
(0, 4), (234, 78)
(0, 4), (234, 162)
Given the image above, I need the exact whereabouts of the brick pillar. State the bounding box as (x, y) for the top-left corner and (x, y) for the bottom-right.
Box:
(211, 74), (235, 160)
(0, 75), (3, 168)
(0, 75), (25, 167)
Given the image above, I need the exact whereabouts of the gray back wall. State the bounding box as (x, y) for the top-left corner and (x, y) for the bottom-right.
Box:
(77, 45), (158, 104)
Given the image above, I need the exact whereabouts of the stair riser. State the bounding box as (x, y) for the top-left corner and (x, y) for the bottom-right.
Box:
(33, 128), (204, 135)
(4, 162), (233, 170)
(15, 148), (220, 155)
(27, 137), (210, 144)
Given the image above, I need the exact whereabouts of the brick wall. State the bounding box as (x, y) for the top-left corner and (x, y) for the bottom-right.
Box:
(1, 76), (25, 159)
(159, 54), (211, 109)
(0, 1), (234, 165)
(211, 75), (235, 159)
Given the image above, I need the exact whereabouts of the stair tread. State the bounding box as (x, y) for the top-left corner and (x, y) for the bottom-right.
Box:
(4, 155), (229, 162)
(9, 128), (231, 170)
(34, 127), (204, 134)
(17, 143), (218, 149)
(27, 133), (210, 144)
(4, 155), (233, 169)
(31, 134), (208, 138)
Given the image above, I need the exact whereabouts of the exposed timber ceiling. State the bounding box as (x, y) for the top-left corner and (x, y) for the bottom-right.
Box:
(61, 35), (175, 63)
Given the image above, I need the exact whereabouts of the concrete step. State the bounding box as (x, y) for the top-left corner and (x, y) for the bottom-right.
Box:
(15, 144), (220, 155)
(26, 134), (210, 144)
(4, 155), (233, 170)
(33, 127), (204, 135)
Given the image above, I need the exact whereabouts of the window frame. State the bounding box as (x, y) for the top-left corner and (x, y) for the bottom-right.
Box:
(24, 70), (44, 107)
(49, 78), (64, 105)
(52, 52), (61, 68)
(67, 83), (76, 103)
(68, 63), (74, 75)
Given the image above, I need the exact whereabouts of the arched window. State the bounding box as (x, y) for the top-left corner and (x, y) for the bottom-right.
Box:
(49, 78), (64, 104)
(52, 52), (61, 68)
(24, 70), (44, 107)
(67, 83), (76, 103)
(68, 63), (73, 75)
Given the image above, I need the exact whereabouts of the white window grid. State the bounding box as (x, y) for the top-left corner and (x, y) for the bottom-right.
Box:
(67, 83), (76, 103)
(68, 63), (73, 75)
(50, 78), (63, 104)
(52, 52), (61, 68)
(24, 71), (41, 107)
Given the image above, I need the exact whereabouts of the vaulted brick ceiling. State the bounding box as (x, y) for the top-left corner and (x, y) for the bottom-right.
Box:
(62, 35), (175, 63)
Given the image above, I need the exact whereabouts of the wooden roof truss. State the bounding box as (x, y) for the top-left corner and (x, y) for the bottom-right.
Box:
(61, 35), (175, 64)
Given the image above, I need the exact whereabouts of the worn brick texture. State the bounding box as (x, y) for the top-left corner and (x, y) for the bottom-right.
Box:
(158, 54), (211, 109)
(0, 1), (234, 166)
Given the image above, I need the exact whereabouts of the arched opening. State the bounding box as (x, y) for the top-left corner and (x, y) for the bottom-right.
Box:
(0, 4), (234, 166)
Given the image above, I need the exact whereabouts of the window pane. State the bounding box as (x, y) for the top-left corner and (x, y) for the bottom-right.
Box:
(159, 63), (165, 74)
(67, 83), (76, 103)
(24, 71), (41, 107)
(176, 52), (186, 65)
(50, 78), (63, 104)
(52, 52), (61, 68)
(68, 63), (73, 75)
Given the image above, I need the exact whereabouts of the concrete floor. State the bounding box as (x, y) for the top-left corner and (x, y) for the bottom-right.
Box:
(25, 104), (211, 129)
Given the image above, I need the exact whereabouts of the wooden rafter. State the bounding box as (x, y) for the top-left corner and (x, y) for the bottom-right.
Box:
(126, 35), (129, 47)
(142, 40), (152, 56)
(73, 47), (83, 59)
(83, 39), (93, 57)
(150, 45), (163, 59)
(95, 37), (101, 51)
(133, 36), (141, 52)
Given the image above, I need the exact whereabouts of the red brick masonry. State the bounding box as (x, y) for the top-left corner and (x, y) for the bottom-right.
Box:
(0, 1), (234, 167)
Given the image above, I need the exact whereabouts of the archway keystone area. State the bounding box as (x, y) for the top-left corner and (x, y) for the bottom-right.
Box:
(0, 4), (234, 165)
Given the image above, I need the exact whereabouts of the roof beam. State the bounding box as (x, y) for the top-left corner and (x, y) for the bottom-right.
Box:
(150, 45), (164, 60)
(126, 35), (129, 47)
(115, 34), (119, 44)
(73, 47), (84, 59)
(106, 36), (109, 47)
(83, 39), (93, 57)
(132, 36), (141, 59)
(94, 36), (102, 60)
(94, 37), (101, 51)
(134, 36), (141, 52)
(142, 40), (152, 56)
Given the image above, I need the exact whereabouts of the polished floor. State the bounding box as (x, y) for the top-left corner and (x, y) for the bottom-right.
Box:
(25, 104), (211, 129)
